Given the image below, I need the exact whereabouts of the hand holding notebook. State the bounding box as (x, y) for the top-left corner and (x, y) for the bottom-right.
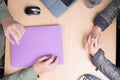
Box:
(11, 25), (64, 67)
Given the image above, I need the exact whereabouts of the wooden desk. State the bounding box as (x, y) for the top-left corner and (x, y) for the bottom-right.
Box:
(5, 0), (115, 80)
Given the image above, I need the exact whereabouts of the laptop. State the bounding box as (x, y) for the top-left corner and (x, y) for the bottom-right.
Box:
(41, 0), (78, 18)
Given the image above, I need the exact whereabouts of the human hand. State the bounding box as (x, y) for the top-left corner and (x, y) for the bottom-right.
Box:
(1, 18), (25, 45)
(85, 33), (101, 57)
(85, 25), (101, 56)
(86, 25), (102, 45)
(33, 55), (58, 75)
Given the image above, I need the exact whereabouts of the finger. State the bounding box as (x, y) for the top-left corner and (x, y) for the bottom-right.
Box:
(10, 23), (25, 37)
(52, 56), (58, 65)
(13, 24), (25, 44)
(90, 38), (95, 50)
(38, 56), (50, 62)
(5, 33), (15, 44)
(16, 24), (25, 37)
(86, 34), (92, 51)
(88, 34), (92, 45)
(45, 55), (55, 64)
(17, 24), (25, 33)
(94, 37), (98, 48)
(9, 29), (20, 44)
(11, 26), (22, 43)
(50, 57), (58, 68)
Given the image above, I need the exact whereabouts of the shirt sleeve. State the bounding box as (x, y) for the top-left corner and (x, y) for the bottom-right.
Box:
(2, 67), (38, 80)
(0, 0), (12, 22)
(91, 49), (120, 80)
(94, 0), (119, 31)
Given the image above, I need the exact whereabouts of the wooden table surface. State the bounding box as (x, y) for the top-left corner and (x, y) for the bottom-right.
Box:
(5, 0), (115, 80)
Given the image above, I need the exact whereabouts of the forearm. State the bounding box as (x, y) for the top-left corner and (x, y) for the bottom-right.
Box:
(91, 49), (120, 80)
(0, 0), (12, 23)
(94, 0), (120, 31)
(2, 67), (38, 80)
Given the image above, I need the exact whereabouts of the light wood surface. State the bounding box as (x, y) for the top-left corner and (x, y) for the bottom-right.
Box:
(5, 0), (116, 80)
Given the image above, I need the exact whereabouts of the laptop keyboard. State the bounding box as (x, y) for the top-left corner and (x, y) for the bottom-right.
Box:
(61, 0), (76, 7)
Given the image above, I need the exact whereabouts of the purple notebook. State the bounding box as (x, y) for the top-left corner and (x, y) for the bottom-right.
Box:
(11, 25), (63, 67)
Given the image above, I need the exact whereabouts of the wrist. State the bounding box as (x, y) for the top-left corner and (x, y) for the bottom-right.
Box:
(94, 25), (102, 33)
(33, 67), (40, 78)
(90, 53), (96, 58)
(1, 17), (14, 27)
(31, 67), (40, 78)
(33, 65), (44, 76)
(90, 49), (103, 58)
(33, 65), (39, 75)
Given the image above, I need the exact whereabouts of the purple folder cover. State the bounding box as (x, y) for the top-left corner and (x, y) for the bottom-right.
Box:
(11, 25), (63, 67)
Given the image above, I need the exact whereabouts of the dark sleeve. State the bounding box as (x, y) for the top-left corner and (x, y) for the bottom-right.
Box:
(2, 67), (38, 80)
(0, 0), (12, 22)
(91, 49), (120, 80)
(94, 0), (120, 31)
